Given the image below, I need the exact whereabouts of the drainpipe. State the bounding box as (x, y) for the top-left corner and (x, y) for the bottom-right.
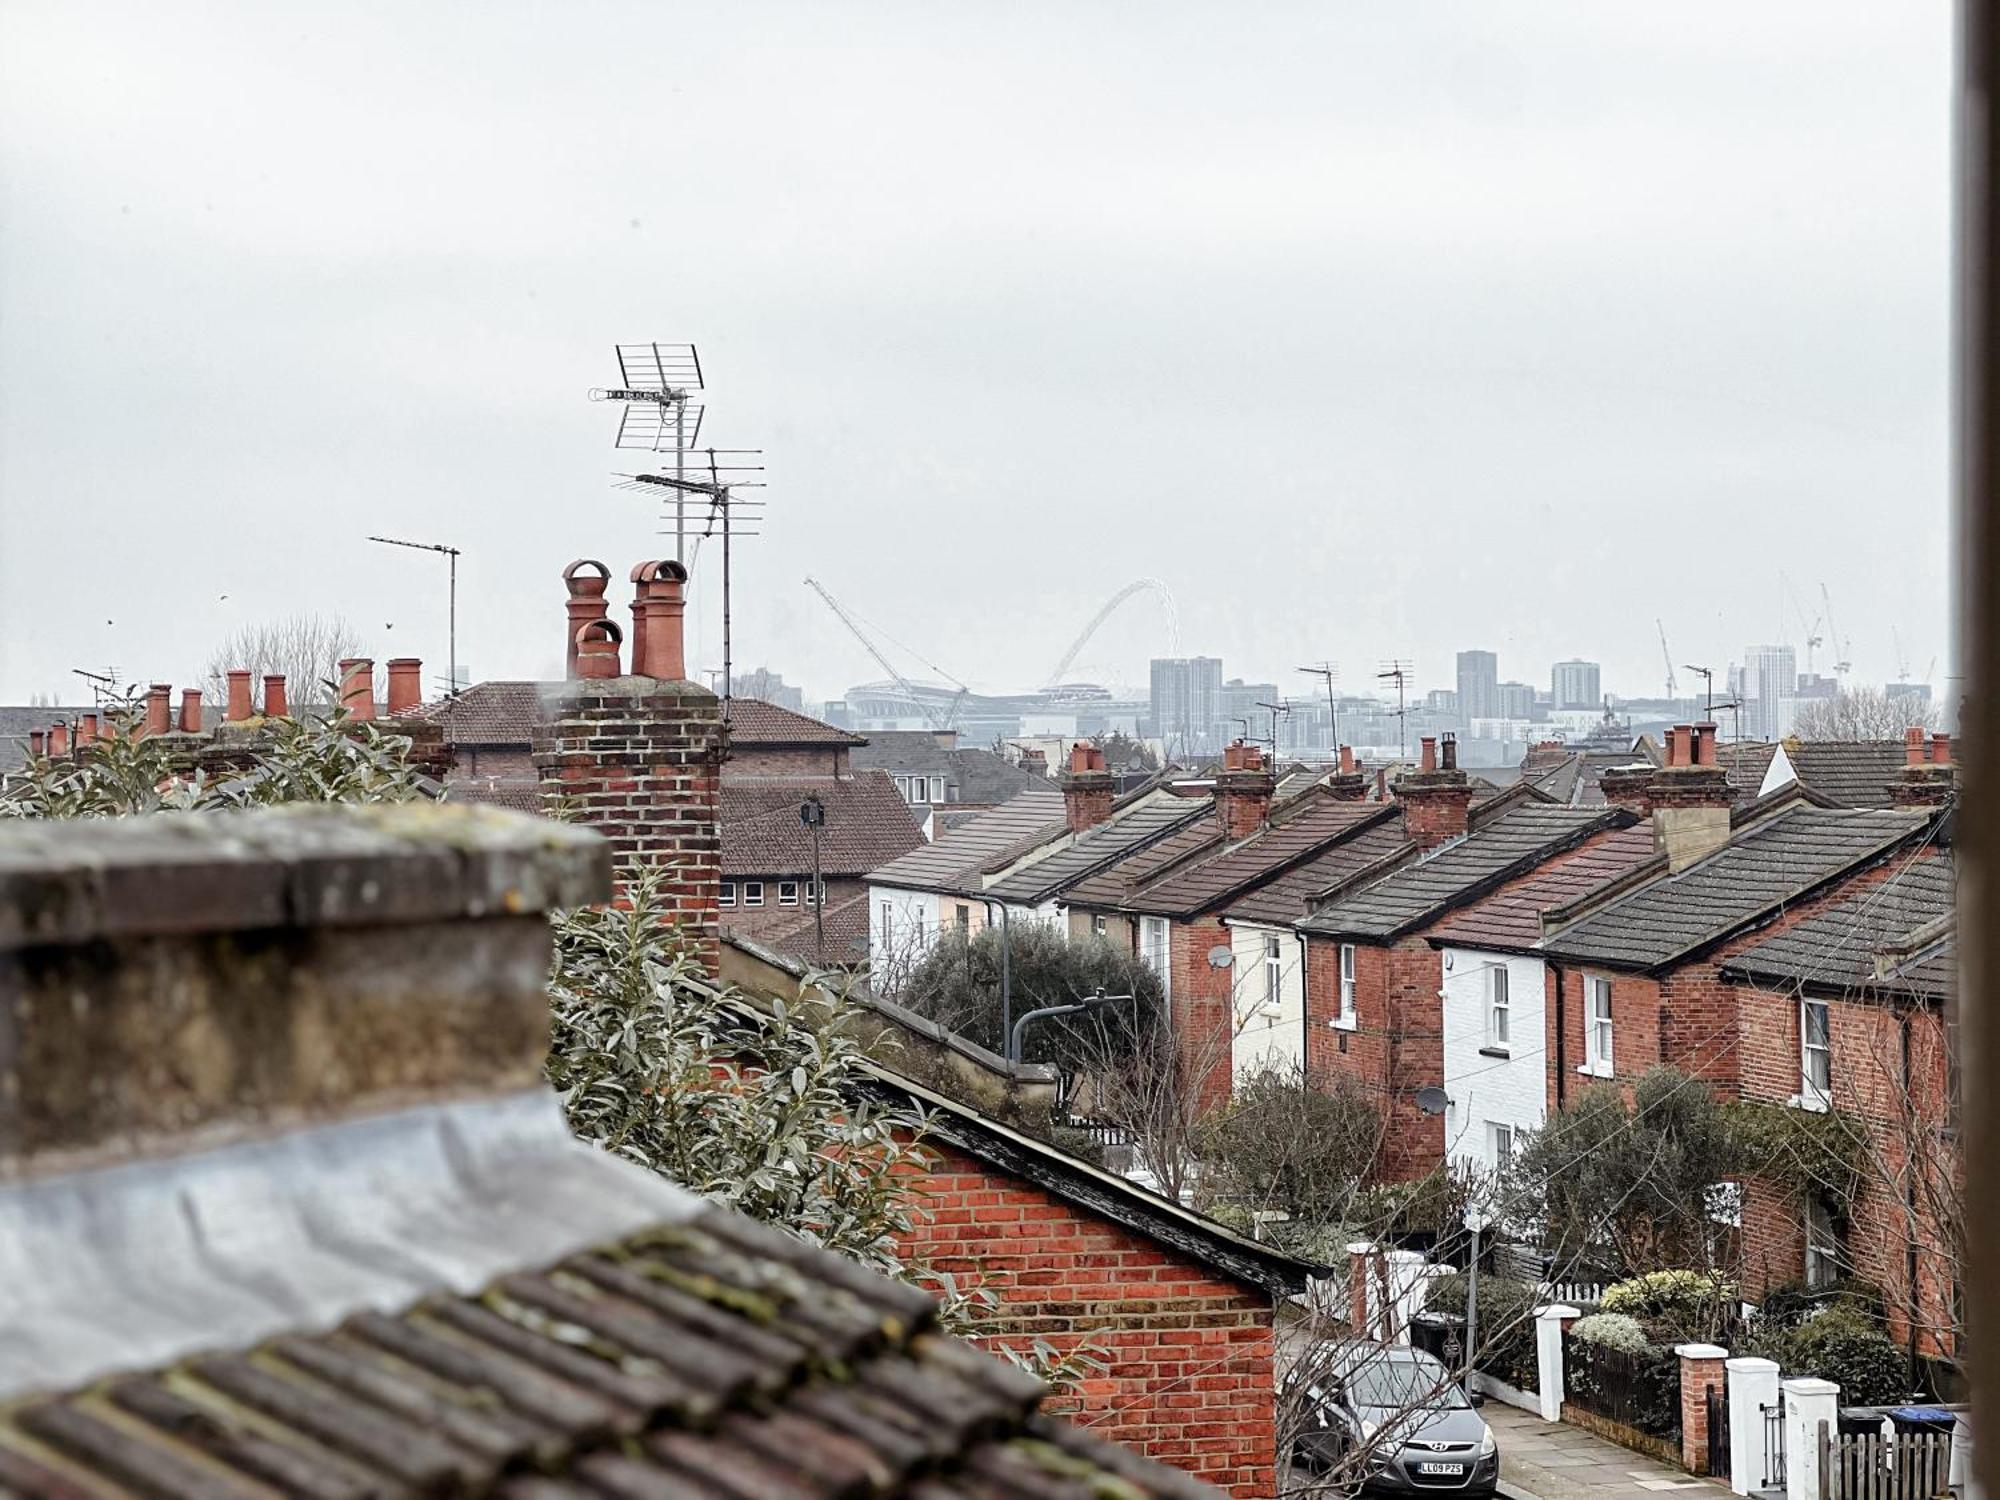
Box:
(1551, 960), (1569, 1110)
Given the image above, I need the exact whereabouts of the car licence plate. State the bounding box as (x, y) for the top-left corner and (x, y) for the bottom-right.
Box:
(1416, 1462), (1466, 1476)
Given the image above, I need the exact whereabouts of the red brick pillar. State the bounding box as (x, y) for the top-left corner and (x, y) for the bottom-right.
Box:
(1677, 1343), (1729, 1475)
(533, 678), (723, 970)
(1347, 1241), (1380, 1337)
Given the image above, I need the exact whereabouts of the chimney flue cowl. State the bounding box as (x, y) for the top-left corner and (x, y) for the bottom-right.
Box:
(574, 618), (624, 679)
(564, 560), (612, 679)
(386, 658), (423, 716)
(631, 560), (690, 681)
(1439, 732), (1458, 772)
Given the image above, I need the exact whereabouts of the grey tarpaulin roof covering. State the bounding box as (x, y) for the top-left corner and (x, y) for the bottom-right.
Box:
(1297, 804), (1625, 941)
(0, 1088), (1217, 1496)
(1541, 806), (1934, 972)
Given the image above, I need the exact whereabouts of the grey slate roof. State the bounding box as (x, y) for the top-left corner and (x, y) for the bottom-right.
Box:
(866, 787), (1066, 895)
(984, 795), (1212, 907)
(0, 705), (93, 772)
(1782, 740), (1910, 809)
(1297, 804), (1625, 941)
(1719, 850), (1956, 1000)
(1542, 806), (1934, 972)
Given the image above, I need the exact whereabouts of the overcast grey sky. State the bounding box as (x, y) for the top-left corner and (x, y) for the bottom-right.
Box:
(0, 2), (1955, 708)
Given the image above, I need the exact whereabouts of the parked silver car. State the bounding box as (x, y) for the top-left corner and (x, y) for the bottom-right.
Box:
(1287, 1342), (1501, 1496)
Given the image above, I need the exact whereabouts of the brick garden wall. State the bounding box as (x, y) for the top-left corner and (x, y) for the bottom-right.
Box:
(897, 1141), (1279, 1498)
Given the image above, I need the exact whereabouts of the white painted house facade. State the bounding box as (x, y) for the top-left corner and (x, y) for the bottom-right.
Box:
(1437, 944), (1549, 1178)
(1224, 917), (1311, 1078)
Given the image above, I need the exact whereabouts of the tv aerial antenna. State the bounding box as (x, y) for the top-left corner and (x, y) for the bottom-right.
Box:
(1254, 698), (1289, 761)
(1377, 659), (1413, 761)
(368, 535), (462, 700)
(616, 448), (765, 715)
(590, 343), (707, 562)
(1297, 661), (1340, 755)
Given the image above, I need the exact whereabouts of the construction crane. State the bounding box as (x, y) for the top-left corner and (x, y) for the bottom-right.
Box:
(803, 577), (968, 732)
(1820, 583), (1853, 679)
(1782, 574), (1824, 674)
(1656, 620), (1679, 700)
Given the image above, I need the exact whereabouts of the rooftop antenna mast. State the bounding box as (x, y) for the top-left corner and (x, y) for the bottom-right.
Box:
(1254, 698), (1289, 761)
(368, 535), (462, 699)
(591, 343), (706, 563)
(1377, 660), (1412, 761)
(1297, 661), (1340, 757)
(617, 449), (764, 716)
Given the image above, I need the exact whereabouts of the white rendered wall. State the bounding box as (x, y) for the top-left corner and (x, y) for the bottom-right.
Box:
(1439, 946), (1550, 1175)
(1227, 920), (1309, 1079)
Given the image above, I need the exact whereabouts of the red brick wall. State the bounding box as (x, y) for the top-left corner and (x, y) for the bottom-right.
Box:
(1302, 935), (1443, 1179)
(720, 875), (863, 941)
(898, 1142), (1279, 1497)
(725, 744), (850, 778)
(1170, 916), (1239, 1118)
(533, 682), (723, 965)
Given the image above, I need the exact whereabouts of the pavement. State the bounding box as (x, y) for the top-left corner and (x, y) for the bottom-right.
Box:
(1487, 1402), (1734, 1500)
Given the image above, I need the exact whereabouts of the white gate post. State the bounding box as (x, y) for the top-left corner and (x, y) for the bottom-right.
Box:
(1534, 1304), (1579, 1423)
(1782, 1377), (1840, 1500)
(1384, 1249), (1429, 1344)
(1725, 1356), (1781, 1497)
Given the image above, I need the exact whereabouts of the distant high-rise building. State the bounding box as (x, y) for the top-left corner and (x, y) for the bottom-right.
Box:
(1149, 656), (1223, 755)
(1220, 678), (1282, 747)
(1496, 681), (1538, 721)
(1551, 659), (1601, 710)
(1739, 644), (1798, 740)
(1456, 650), (1499, 722)
(1424, 688), (1460, 715)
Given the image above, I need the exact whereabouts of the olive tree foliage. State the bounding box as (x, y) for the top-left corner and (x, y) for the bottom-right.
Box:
(202, 612), (366, 708)
(1502, 1068), (1739, 1275)
(1792, 686), (1938, 741)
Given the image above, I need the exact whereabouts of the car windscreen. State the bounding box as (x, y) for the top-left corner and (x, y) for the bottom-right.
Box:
(1344, 1358), (1470, 1411)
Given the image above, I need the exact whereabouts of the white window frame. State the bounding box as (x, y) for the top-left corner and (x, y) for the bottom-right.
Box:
(955, 903), (970, 931)
(1092, 913), (1107, 937)
(1486, 964), (1511, 1051)
(779, 881), (799, 907)
(1799, 998), (1832, 1108)
(1264, 935), (1284, 1015)
(1806, 1197), (1841, 1289)
(743, 881), (765, 908)
(1583, 974), (1614, 1076)
(1490, 1121), (1515, 1170)
(1140, 916), (1172, 999)
(929, 775), (946, 802)
(719, 881), (736, 909)
(880, 903), (893, 948)
(1335, 943), (1358, 1030)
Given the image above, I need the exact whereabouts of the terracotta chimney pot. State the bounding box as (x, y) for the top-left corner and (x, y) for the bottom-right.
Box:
(226, 670), (255, 723)
(1905, 726), (1927, 767)
(1693, 722), (1719, 768)
(1931, 732), (1952, 767)
(263, 675), (289, 719)
(76, 713), (98, 747)
(564, 560), (612, 679)
(49, 722), (72, 756)
(1440, 732), (1459, 772)
(144, 685), (172, 738)
(338, 658), (376, 721)
(28, 730), (45, 758)
(178, 689), (203, 735)
(574, 618), (624, 679)
(1419, 736), (1437, 773)
(632, 560), (689, 680)
(1339, 744), (1356, 775)
(386, 658), (423, 716)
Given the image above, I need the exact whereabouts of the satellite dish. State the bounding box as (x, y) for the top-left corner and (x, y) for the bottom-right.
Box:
(1415, 1086), (1452, 1116)
(1207, 945), (1235, 970)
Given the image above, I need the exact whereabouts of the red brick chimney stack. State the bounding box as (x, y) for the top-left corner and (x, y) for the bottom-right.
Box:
(1393, 731), (1473, 849)
(144, 685), (172, 738)
(1599, 765), (1656, 815)
(338, 659), (376, 721)
(564, 560), (611, 679)
(263, 675), (289, 719)
(1061, 742), (1116, 833)
(1325, 744), (1367, 800)
(574, 619), (624, 679)
(226, 670), (255, 723)
(1650, 721), (1733, 868)
(1890, 726), (1956, 807)
(1215, 741), (1277, 840)
(386, 658), (424, 716)
(178, 689), (203, 735)
(632, 561), (691, 681)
